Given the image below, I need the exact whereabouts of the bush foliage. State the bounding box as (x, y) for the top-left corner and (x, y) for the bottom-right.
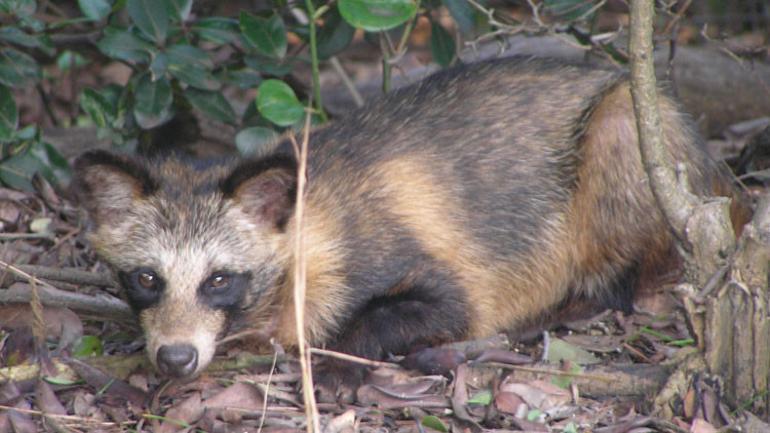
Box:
(0, 0), (707, 191)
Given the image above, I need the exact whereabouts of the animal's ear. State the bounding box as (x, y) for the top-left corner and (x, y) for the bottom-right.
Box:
(71, 150), (157, 227)
(221, 155), (297, 230)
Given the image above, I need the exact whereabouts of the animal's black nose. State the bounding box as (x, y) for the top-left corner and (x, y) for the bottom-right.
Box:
(156, 344), (198, 377)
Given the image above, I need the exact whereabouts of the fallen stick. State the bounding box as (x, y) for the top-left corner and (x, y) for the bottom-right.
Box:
(0, 261), (131, 320)
(0, 352), (280, 384)
(482, 360), (674, 398)
(9, 265), (114, 287)
(0, 283), (132, 320)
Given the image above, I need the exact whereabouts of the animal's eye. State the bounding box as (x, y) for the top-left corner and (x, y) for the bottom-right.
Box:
(119, 268), (164, 312)
(138, 271), (158, 289)
(198, 271), (250, 310)
(208, 274), (230, 291)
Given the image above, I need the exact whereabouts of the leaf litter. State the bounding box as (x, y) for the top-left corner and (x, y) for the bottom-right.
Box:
(1, 141), (766, 433)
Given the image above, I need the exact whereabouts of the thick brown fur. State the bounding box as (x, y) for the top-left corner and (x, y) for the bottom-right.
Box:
(72, 57), (747, 389)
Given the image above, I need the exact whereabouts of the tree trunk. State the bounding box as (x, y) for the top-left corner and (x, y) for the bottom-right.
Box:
(628, 0), (770, 420)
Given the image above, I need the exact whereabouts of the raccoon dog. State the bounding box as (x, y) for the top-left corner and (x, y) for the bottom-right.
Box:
(73, 57), (742, 387)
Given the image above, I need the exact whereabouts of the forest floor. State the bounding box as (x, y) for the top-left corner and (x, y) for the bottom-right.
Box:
(1, 203), (752, 433)
(2, 24), (770, 433)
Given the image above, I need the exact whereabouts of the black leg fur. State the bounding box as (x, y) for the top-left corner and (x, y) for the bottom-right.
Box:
(315, 266), (469, 401)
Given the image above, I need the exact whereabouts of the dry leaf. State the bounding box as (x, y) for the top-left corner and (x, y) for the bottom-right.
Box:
(35, 380), (67, 415)
(7, 401), (36, 433)
(324, 409), (357, 433)
(158, 392), (204, 433)
(67, 358), (147, 407)
(690, 418), (718, 433)
(472, 349), (532, 365)
(355, 384), (449, 410)
(401, 347), (465, 376)
(561, 334), (624, 354)
(0, 304), (83, 352)
(494, 392), (526, 415)
(500, 379), (570, 411)
(204, 382), (264, 410)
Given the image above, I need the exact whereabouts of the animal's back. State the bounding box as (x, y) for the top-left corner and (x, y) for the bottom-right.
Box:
(288, 57), (727, 342)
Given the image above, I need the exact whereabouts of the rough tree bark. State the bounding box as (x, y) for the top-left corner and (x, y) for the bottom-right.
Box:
(629, 0), (770, 420)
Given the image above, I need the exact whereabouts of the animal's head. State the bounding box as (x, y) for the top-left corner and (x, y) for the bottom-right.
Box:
(72, 150), (297, 377)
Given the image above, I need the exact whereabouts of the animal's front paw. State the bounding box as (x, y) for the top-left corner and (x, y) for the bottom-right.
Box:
(313, 360), (367, 404)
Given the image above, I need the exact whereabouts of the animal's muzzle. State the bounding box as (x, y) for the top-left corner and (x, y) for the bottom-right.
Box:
(156, 344), (198, 377)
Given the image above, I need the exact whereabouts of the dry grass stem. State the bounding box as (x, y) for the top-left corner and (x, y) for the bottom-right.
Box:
(257, 350), (279, 433)
(291, 109), (321, 433)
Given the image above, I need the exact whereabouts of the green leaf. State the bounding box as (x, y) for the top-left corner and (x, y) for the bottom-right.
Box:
(78, 0), (113, 21)
(420, 415), (447, 433)
(0, 141), (70, 192)
(543, 0), (596, 21)
(0, 28), (53, 56)
(0, 48), (41, 88)
(56, 50), (89, 71)
(338, 0), (417, 32)
(430, 21), (455, 67)
(669, 338), (696, 347)
(0, 85), (18, 141)
(15, 124), (36, 140)
(0, 26), (56, 56)
(184, 88), (236, 124)
(192, 17), (240, 44)
(164, 0), (192, 22)
(467, 390), (492, 405)
(166, 44), (214, 69)
(0, 0), (36, 16)
(256, 79), (304, 127)
(149, 52), (168, 79)
(317, 8), (355, 60)
(551, 362), (582, 389)
(166, 45), (219, 90)
(224, 68), (262, 89)
(545, 338), (600, 365)
(80, 87), (117, 128)
(239, 12), (287, 59)
(133, 74), (173, 129)
(244, 56), (293, 76)
(526, 408), (542, 422)
(0, 26), (41, 48)
(126, 0), (169, 44)
(73, 335), (103, 357)
(96, 27), (154, 63)
(236, 126), (278, 156)
(43, 373), (82, 386)
(171, 66), (220, 90)
(442, 0), (476, 34)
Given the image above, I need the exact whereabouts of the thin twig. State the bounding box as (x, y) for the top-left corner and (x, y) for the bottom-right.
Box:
(329, 56), (364, 108)
(217, 328), (269, 346)
(308, 348), (400, 369)
(36, 83), (60, 127)
(295, 3), (326, 120)
(1, 260), (58, 290)
(661, 0), (693, 35)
